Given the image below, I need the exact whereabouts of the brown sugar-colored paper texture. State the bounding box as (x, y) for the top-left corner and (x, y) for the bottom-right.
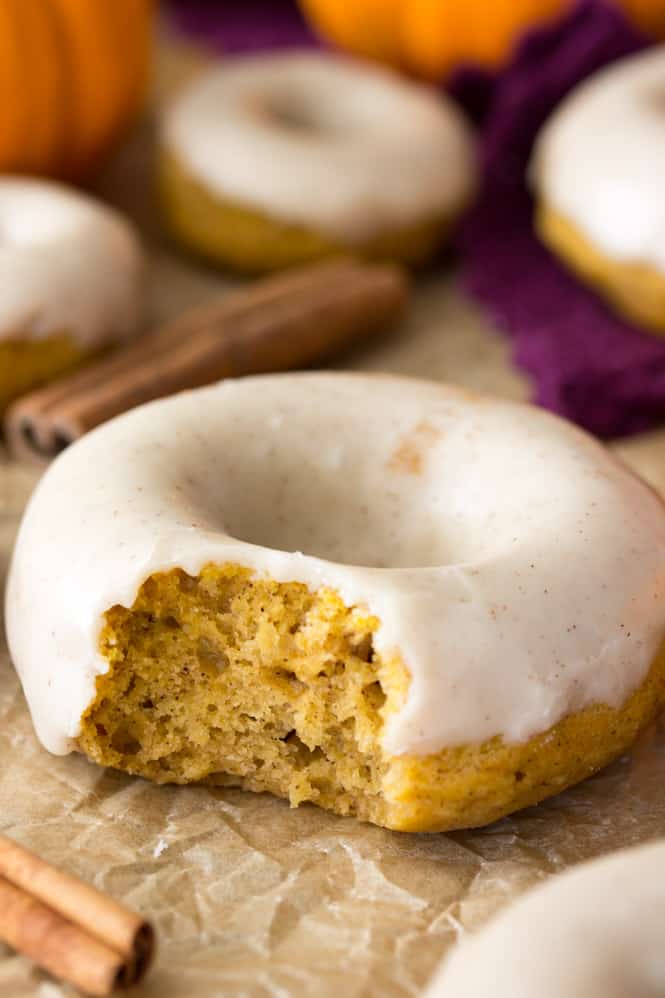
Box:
(3, 34), (665, 998)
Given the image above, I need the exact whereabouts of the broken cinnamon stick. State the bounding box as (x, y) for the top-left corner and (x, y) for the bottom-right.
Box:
(5, 257), (409, 463)
(0, 834), (154, 995)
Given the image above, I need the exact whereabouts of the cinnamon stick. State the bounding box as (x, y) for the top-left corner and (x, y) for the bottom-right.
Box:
(0, 834), (154, 994)
(5, 257), (409, 463)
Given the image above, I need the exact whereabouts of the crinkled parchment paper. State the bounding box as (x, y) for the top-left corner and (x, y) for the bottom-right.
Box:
(3, 35), (665, 998)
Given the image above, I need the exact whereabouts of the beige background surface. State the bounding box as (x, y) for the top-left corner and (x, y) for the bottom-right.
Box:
(2, 36), (665, 998)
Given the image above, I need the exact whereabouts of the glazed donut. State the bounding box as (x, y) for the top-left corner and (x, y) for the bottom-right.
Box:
(0, 178), (143, 413)
(531, 47), (665, 333)
(425, 839), (665, 997)
(159, 53), (476, 272)
(6, 373), (665, 832)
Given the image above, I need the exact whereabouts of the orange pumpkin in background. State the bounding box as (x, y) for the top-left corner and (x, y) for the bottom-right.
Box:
(299, 0), (665, 79)
(622, 0), (665, 37)
(0, 0), (152, 180)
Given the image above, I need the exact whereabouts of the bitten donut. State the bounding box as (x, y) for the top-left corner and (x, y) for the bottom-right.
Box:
(531, 47), (665, 333)
(6, 374), (665, 832)
(159, 53), (476, 273)
(425, 839), (665, 997)
(0, 178), (143, 414)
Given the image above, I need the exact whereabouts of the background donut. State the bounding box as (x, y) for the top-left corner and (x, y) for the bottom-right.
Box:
(0, 178), (143, 414)
(531, 47), (665, 333)
(159, 53), (477, 272)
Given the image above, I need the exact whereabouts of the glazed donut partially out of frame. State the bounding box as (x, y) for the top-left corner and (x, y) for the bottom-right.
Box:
(0, 177), (143, 414)
(425, 839), (665, 997)
(532, 47), (665, 333)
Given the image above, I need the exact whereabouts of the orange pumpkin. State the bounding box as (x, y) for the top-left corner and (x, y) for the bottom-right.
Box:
(0, 0), (152, 179)
(621, 0), (665, 37)
(300, 0), (665, 79)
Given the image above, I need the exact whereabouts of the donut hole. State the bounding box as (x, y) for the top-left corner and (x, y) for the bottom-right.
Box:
(263, 96), (322, 133)
(208, 462), (467, 570)
(78, 564), (406, 827)
(248, 89), (350, 135)
(170, 399), (532, 570)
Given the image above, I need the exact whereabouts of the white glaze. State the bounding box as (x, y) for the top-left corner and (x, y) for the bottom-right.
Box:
(6, 373), (665, 757)
(425, 839), (665, 998)
(531, 46), (665, 270)
(162, 52), (476, 243)
(0, 178), (143, 347)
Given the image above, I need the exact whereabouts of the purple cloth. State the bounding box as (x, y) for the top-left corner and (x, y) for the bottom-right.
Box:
(166, 1), (664, 437)
(164, 0), (317, 53)
(456, 2), (663, 438)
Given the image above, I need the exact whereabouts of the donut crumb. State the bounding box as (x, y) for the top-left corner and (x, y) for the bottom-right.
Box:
(78, 564), (407, 826)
